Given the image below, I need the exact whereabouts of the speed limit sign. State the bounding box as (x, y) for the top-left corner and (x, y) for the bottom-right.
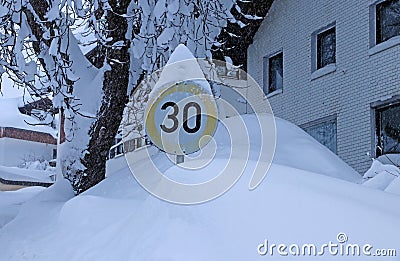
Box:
(145, 81), (218, 155)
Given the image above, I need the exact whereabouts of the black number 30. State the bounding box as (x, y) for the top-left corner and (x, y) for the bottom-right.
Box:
(160, 101), (201, 134)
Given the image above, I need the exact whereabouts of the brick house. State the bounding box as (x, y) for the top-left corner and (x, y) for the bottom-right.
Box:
(0, 97), (57, 167)
(247, 0), (400, 174)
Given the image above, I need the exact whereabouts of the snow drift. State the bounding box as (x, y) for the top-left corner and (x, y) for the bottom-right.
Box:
(1, 115), (398, 261)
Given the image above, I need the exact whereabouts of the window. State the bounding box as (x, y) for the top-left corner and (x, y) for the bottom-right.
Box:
(311, 23), (336, 77)
(316, 27), (336, 70)
(302, 117), (337, 154)
(263, 52), (283, 95)
(376, 0), (400, 44)
(375, 103), (400, 156)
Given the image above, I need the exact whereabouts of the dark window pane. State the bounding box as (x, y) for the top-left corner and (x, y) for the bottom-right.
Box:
(376, 104), (400, 155)
(377, 0), (400, 44)
(303, 118), (337, 154)
(268, 52), (283, 93)
(317, 27), (336, 69)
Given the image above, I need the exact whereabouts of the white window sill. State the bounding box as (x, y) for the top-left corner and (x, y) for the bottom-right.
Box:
(311, 64), (336, 80)
(369, 36), (400, 56)
(265, 89), (283, 99)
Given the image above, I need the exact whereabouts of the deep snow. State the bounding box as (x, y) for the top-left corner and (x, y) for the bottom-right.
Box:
(0, 164), (399, 260)
(1, 115), (399, 260)
(0, 165), (53, 183)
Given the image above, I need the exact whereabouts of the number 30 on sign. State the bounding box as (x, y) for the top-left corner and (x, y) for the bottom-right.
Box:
(145, 81), (218, 155)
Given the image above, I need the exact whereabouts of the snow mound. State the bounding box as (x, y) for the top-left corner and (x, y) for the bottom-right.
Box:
(385, 178), (400, 195)
(362, 158), (400, 195)
(2, 114), (392, 261)
(0, 163), (399, 260)
(0, 186), (45, 228)
(274, 117), (360, 182)
(115, 114), (361, 183)
(0, 165), (54, 183)
(148, 114), (361, 186)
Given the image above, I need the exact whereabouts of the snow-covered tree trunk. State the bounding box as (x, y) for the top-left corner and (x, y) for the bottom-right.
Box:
(76, 0), (131, 193)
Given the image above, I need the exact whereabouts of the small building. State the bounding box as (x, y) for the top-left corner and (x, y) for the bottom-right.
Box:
(247, 0), (400, 173)
(0, 97), (57, 167)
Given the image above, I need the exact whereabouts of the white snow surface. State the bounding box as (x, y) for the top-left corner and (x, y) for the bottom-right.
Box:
(166, 44), (197, 65)
(0, 186), (46, 228)
(0, 97), (56, 136)
(273, 116), (360, 182)
(362, 158), (400, 195)
(0, 165), (54, 183)
(154, 114), (360, 184)
(2, 115), (400, 261)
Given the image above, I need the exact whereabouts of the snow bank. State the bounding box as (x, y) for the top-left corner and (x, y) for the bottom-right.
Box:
(0, 163), (398, 260)
(273, 117), (360, 182)
(0, 186), (45, 228)
(0, 165), (54, 183)
(117, 114), (361, 183)
(362, 158), (400, 196)
(149, 114), (360, 189)
(0, 114), (389, 260)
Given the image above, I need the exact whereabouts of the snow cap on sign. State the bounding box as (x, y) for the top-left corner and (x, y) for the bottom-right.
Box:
(149, 44), (213, 100)
(166, 44), (197, 65)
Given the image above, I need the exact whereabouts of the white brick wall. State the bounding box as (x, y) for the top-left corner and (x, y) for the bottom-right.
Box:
(247, 0), (400, 173)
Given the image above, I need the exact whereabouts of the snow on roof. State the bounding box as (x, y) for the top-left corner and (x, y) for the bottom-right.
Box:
(0, 97), (57, 137)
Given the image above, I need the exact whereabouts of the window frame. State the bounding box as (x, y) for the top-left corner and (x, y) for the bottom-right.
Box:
(263, 49), (283, 97)
(369, 0), (400, 53)
(371, 96), (400, 157)
(311, 22), (337, 75)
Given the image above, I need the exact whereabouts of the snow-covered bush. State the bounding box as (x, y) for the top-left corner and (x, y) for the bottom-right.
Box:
(19, 155), (55, 172)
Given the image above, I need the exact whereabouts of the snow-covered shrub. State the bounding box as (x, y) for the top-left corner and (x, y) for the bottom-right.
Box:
(19, 155), (55, 172)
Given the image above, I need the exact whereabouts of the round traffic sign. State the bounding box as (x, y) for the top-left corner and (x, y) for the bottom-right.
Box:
(144, 80), (218, 155)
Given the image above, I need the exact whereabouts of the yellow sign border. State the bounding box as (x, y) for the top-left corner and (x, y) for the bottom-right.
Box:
(145, 81), (218, 155)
